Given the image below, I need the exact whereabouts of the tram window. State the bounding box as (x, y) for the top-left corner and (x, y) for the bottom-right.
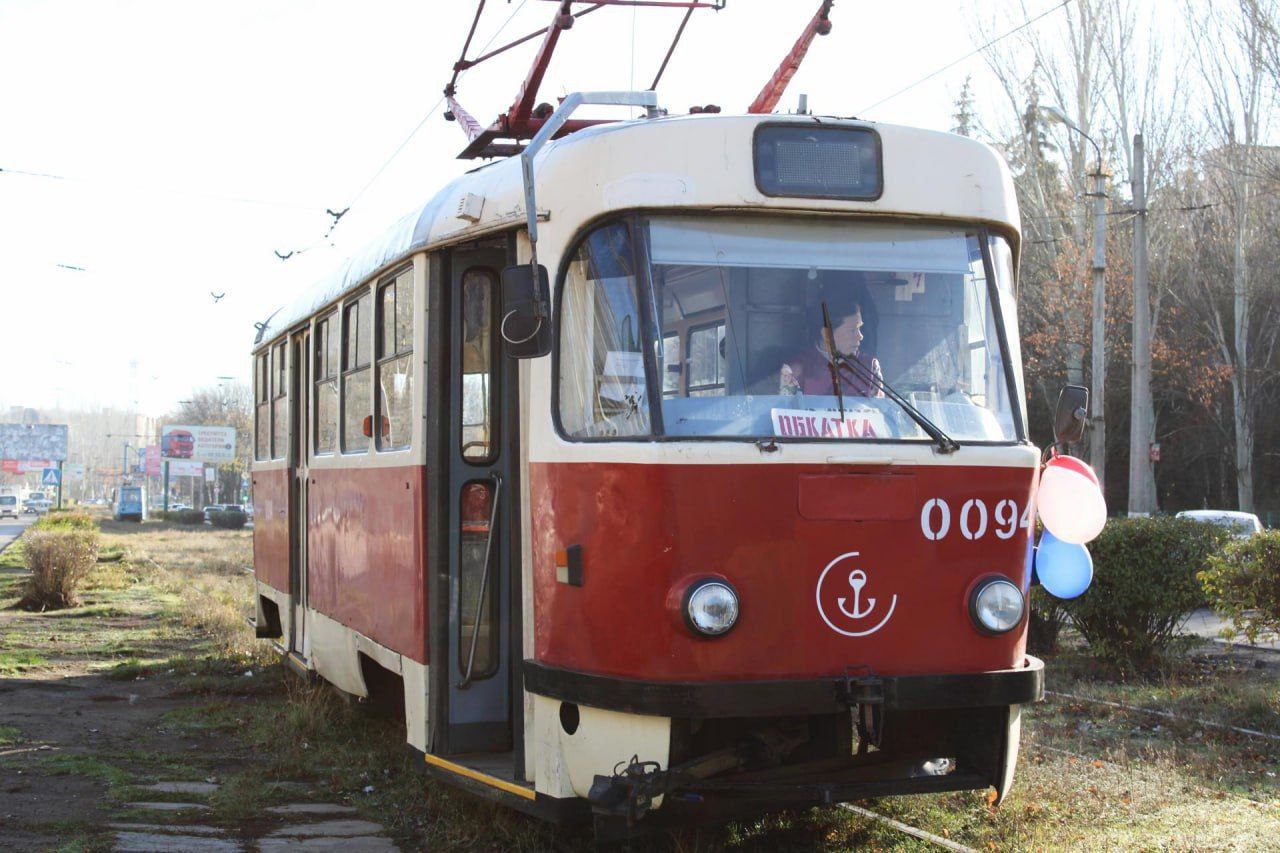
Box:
(341, 291), (372, 453)
(557, 221), (651, 438)
(556, 216), (1019, 444)
(661, 333), (680, 398)
(687, 322), (726, 397)
(376, 269), (414, 451)
(254, 353), (269, 460)
(457, 480), (498, 679)
(270, 342), (287, 460)
(460, 268), (495, 462)
(314, 313), (339, 455)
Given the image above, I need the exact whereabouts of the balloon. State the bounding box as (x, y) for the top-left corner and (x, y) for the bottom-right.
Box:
(1035, 530), (1094, 599)
(1036, 455), (1107, 544)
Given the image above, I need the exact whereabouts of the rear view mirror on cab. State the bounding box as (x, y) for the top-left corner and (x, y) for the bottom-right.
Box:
(499, 264), (551, 358)
(1053, 385), (1089, 445)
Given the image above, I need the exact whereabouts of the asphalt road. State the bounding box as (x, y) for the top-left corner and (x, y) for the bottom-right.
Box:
(0, 515), (35, 554)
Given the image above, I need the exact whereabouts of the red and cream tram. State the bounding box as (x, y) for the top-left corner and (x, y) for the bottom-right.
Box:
(251, 93), (1064, 832)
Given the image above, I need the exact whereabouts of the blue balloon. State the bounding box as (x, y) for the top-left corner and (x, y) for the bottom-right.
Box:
(1034, 530), (1094, 599)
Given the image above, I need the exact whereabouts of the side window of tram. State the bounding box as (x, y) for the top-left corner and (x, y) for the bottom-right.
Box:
(376, 270), (414, 451)
(254, 354), (270, 460)
(271, 343), (287, 460)
(342, 292), (372, 453)
(460, 269), (494, 462)
(314, 313), (339, 455)
(558, 222), (650, 437)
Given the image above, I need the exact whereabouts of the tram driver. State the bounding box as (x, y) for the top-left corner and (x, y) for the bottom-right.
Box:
(779, 287), (885, 399)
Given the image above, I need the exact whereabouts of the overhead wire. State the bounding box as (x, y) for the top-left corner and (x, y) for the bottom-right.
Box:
(856, 0), (1074, 115)
(278, 0), (531, 259)
(0, 165), (331, 213)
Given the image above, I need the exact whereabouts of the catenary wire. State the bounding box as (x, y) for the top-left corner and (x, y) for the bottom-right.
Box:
(856, 0), (1074, 115)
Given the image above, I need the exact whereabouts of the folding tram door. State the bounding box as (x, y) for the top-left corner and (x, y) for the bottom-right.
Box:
(427, 243), (528, 798)
(288, 329), (311, 660)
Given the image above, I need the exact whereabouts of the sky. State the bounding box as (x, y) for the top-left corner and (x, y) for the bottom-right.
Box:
(0, 0), (1078, 415)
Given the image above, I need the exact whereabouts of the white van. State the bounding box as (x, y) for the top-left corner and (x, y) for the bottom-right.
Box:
(0, 487), (20, 520)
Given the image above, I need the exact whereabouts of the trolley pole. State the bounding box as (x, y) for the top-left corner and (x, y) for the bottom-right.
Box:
(1127, 133), (1156, 515)
(163, 461), (170, 511)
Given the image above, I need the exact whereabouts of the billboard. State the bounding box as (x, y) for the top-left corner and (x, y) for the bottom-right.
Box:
(64, 464), (85, 481)
(161, 425), (236, 463)
(145, 445), (162, 476)
(0, 424), (69, 462)
(167, 459), (204, 477)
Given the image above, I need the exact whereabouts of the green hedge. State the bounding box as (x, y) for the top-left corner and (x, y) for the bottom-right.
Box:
(1200, 531), (1280, 645)
(210, 510), (247, 530)
(1062, 517), (1226, 673)
(157, 509), (207, 525)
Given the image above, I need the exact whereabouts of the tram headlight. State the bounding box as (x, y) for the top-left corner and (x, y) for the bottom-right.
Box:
(683, 579), (739, 637)
(969, 577), (1024, 635)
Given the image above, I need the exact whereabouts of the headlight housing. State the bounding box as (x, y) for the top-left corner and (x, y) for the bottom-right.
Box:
(969, 577), (1024, 635)
(683, 579), (740, 637)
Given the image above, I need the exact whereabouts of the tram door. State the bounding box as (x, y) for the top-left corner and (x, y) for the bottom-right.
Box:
(441, 249), (516, 754)
(289, 330), (311, 659)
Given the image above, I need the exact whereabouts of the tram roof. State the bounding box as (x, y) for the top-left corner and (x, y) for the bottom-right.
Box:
(255, 114), (1019, 347)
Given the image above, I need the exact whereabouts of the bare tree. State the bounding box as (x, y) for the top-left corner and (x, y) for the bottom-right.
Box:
(1185, 0), (1278, 511)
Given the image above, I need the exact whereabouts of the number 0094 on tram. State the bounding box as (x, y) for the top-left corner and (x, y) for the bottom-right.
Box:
(249, 101), (1047, 832)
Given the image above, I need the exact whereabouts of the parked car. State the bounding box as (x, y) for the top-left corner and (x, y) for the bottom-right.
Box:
(1176, 509), (1263, 539)
(203, 504), (227, 524)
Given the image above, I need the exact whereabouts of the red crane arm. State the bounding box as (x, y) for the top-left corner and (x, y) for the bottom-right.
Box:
(746, 0), (834, 115)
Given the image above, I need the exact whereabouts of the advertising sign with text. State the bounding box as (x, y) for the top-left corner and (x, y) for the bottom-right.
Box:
(162, 425), (236, 463)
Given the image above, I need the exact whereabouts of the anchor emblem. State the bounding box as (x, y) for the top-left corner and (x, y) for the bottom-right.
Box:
(816, 552), (899, 637)
(838, 569), (876, 619)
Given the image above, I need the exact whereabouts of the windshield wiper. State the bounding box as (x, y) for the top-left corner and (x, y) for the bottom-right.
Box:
(819, 302), (847, 423)
(836, 353), (961, 454)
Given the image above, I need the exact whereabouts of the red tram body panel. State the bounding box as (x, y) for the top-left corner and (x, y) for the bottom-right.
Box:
(530, 462), (1035, 680)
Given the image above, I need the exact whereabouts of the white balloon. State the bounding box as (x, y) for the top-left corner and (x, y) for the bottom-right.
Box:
(1036, 457), (1106, 544)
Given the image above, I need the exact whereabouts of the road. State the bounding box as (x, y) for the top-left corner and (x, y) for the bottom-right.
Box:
(0, 515), (35, 554)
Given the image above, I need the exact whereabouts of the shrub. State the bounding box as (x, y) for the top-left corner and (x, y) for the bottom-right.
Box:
(210, 510), (247, 530)
(1027, 587), (1068, 655)
(21, 529), (100, 610)
(1061, 517), (1226, 674)
(1200, 531), (1280, 645)
(169, 509), (206, 525)
(33, 511), (96, 532)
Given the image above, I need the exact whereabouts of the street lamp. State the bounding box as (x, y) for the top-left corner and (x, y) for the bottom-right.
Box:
(1042, 105), (1108, 496)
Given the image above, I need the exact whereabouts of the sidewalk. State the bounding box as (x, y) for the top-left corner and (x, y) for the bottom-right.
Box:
(1181, 607), (1280, 651)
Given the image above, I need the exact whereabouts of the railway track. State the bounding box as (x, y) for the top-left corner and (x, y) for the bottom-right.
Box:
(839, 803), (978, 853)
(1046, 689), (1280, 743)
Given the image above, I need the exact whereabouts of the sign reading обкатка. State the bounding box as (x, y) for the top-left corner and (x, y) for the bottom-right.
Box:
(161, 425), (236, 463)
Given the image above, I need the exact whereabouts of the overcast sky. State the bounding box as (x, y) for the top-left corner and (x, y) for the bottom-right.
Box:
(1, 0), (1080, 415)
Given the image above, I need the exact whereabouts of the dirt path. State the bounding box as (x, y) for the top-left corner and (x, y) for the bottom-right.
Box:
(0, 520), (403, 851)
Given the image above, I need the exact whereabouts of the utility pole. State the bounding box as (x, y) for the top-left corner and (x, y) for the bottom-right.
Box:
(1128, 133), (1157, 515)
(1087, 159), (1107, 493)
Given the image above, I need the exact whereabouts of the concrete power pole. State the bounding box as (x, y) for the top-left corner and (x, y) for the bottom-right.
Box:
(1128, 134), (1158, 515)
(1088, 162), (1107, 493)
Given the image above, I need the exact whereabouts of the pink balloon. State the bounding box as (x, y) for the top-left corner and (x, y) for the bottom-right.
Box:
(1036, 455), (1106, 544)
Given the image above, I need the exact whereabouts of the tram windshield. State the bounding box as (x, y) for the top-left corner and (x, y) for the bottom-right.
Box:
(557, 216), (1023, 443)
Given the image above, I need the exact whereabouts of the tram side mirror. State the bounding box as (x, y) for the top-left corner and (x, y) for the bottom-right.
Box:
(1053, 384), (1089, 445)
(500, 264), (551, 359)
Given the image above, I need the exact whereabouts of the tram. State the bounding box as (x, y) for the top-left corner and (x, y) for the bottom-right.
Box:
(250, 90), (1080, 830)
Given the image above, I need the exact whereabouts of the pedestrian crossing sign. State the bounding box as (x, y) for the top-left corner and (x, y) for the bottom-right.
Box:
(41, 467), (61, 487)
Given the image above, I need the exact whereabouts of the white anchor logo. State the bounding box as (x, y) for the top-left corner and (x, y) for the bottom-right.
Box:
(816, 552), (898, 637)
(838, 569), (876, 619)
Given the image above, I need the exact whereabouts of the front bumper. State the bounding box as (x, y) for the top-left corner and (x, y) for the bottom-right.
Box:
(524, 656), (1044, 718)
